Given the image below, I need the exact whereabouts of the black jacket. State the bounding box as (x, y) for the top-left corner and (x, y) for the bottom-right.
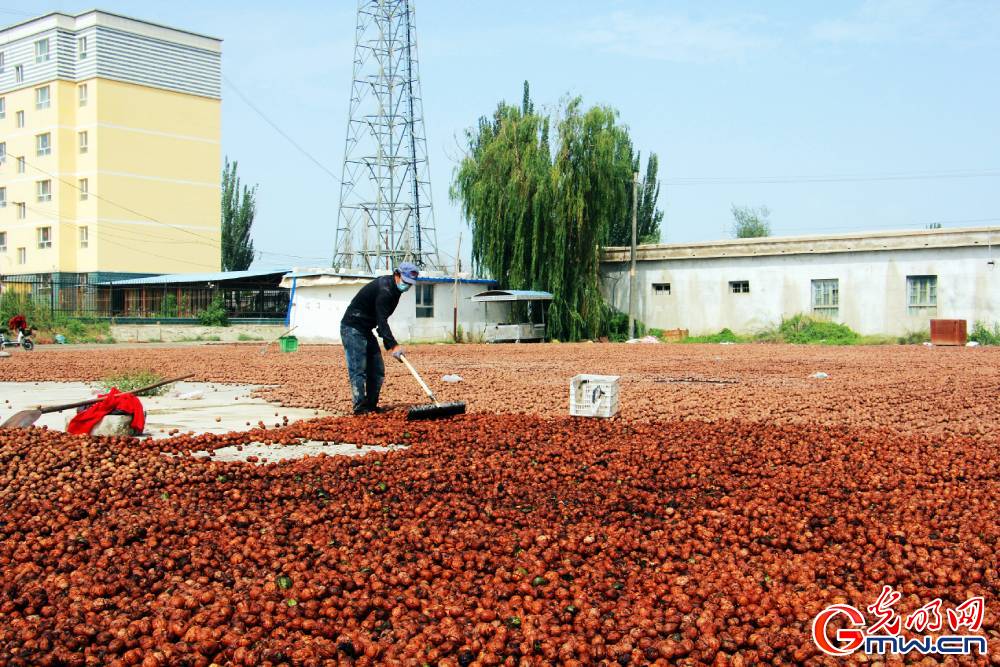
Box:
(340, 275), (403, 350)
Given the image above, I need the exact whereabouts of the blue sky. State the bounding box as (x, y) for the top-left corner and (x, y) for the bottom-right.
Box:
(3, 1), (999, 270)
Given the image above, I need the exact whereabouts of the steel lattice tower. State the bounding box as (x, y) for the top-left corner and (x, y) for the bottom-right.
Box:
(333, 0), (440, 272)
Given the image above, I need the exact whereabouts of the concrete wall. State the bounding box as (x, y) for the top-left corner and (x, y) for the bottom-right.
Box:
(289, 281), (495, 344)
(602, 245), (1000, 336)
(111, 322), (287, 343)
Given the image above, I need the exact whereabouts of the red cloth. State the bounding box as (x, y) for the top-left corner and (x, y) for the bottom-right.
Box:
(67, 389), (146, 435)
(8, 315), (27, 333)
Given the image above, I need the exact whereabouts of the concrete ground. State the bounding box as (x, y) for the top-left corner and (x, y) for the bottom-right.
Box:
(0, 380), (323, 438)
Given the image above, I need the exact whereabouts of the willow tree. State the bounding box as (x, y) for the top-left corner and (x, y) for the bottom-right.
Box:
(451, 84), (637, 340)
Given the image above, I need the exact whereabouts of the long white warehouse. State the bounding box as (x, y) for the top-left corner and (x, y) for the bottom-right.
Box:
(601, 227), (1000, 336)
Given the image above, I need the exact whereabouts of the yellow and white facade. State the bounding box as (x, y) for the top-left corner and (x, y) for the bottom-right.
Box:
(0, 10), (221, 279)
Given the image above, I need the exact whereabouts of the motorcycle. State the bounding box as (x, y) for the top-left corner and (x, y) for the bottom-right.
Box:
(0, 329), (35, 351)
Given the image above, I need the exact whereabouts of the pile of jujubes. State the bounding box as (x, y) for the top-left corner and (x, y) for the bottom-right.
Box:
(1, 413), (997, 665)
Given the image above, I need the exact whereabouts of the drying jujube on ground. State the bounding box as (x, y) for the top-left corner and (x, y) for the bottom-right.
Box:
(1, 411), (998, 665)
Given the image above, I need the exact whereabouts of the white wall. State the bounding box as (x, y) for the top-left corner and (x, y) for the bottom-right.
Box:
(602, 246), (1000, 336)
(288, 281), (495, 344)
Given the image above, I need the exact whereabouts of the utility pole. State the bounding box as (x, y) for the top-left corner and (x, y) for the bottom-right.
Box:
(452, 232), (462, 342)
(628, 171), (639, 339)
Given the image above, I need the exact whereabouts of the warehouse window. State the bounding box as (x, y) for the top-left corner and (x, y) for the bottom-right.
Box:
(35, 38), (50, 63)
(0, 96), (5, 119)
(79, 84), (88, 106)
(16, 110), (24, 128)
(907, 275), (937, 316)
(79, 178), (89, 200)
(15, 65), (23, 84)
(37, 226), (52, 249)
(36, 132), (51, 156)
(415, 283), (434, 318)
(811, 279), (839, 319)
(0, 232), (6, 252)
(35, 85), (50, 110)
(37, 180), (52, 203)
(78, 36), (88, 59)
(79, 131), (89, 154)
(79, 226), (89, 249)
(0, 187), (5, 208)
(652, 283), (671, 295)
(17, 247), (26, 264)
(729, 280), (750, 294)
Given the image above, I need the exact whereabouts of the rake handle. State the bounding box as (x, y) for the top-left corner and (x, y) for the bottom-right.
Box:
(35, 373), (195, 414)
(398, 354), (439, 406)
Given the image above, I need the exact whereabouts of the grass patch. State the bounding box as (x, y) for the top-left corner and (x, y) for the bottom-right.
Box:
(771, 314), (860, 345)
(970, 321), (1000, 345)
(896, 329), (930, 345)
(178, 334), (223, 342)
(99, 370), (169, 396)
(682, 328), (746, 344)
(237, 333), (263, 342)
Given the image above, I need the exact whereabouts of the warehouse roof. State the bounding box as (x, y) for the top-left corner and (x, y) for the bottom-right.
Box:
(97, 269), (289, 286)
(602, 226), (1000, 263)
(472, 290), (554, 302)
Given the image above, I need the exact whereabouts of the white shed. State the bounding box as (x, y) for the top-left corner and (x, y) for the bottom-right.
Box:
(281, 269), (498, 344)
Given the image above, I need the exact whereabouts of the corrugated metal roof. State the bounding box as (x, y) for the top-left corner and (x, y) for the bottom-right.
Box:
(472, 290), (554, 302)
(96, 269), (290, 286)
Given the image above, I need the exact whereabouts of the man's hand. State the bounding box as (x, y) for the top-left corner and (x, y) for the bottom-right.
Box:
(390, 346), (405, 361)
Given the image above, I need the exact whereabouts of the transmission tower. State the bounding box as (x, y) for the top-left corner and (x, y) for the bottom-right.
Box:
(333, 0), (440, 272)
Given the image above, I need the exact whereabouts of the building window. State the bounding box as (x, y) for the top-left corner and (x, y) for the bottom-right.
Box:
(79, 84), (88, 106)
(17, 247), (26, 264)
(652, 283), (671, 295)
(0, 187), (5, 208)
(37, 180), (52, 203)
(415, 283), (434, 318)
(79, 226), (89, 249)
(729, 280), (750, 294)
(0, 232), (6, 253)
(811, 279), (839, 319)
(79, 131), (89, 154)
(37, 226), (52, 249)
(15, 65), (23, 84)
(16, 110), (24, 128)
(79, 178), (89, 200)
(0, 51), (4, 72)
(35, 38), (50, 63)
(16, 202), (26, 219)
(79, 36), (88, 59)
(907, 275), (937, 316)
(35, 86), (50, 110)
(0, 141), (5, 164)
(36, 133), (51, 156)
(17, 156), (25, 174)
(0, 96), (5, 119)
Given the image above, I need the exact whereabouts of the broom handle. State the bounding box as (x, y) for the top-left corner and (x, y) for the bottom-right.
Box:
(398, 354), (439, 405)
(36, 373), (196, 414)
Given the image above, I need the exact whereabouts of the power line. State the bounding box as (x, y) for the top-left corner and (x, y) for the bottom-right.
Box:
(222, 75), (340, 182)
(663, 168), (1000, 186)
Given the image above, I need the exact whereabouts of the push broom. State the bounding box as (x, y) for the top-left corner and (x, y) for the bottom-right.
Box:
(397, 354), (466, 420)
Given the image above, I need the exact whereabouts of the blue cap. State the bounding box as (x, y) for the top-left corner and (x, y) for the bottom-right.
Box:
(397, 262), (419, 285)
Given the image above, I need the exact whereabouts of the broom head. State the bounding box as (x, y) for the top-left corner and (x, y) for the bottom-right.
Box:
(406, 401), (466, 421)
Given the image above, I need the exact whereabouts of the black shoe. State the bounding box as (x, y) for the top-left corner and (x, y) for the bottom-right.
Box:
(353, 407), (371, 416)
(368, 406), (385, 414)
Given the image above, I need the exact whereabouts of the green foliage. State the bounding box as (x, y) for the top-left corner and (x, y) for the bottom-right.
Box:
(970, 321), (1000, 345)
(603, 307), (645, 342)
(160, 293), (178, 318)
(221, 157), (257, 272)
(99, 370), (168, 396)
(683, 328), (745, 344)
(1, 291), (112, 342)
(731, 205), (772, 238)
(197, 294), (229, 327)
(772, 314), (860, 344)
(237, 333), (263, 341)
(606, 152), (664, 246)
(453, 323), (465, 344)
(897, 329), (931, 345)
(453, 82), (655, 342)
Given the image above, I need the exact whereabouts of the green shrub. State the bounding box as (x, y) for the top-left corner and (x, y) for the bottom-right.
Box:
(99, 370), (169, 396)
(970, 321), (1000, 345)
(237, 333), (263, 342)
(897, 329), (930, 345)
(683, 328), (745, 344)
(774, 314), (860, 345)
(160, 294), (178, 318)
(197, 294), (229, 327)
(602, 306), (645, 342)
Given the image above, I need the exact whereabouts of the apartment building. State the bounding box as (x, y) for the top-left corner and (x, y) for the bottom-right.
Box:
(0, 10), (221, 282)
